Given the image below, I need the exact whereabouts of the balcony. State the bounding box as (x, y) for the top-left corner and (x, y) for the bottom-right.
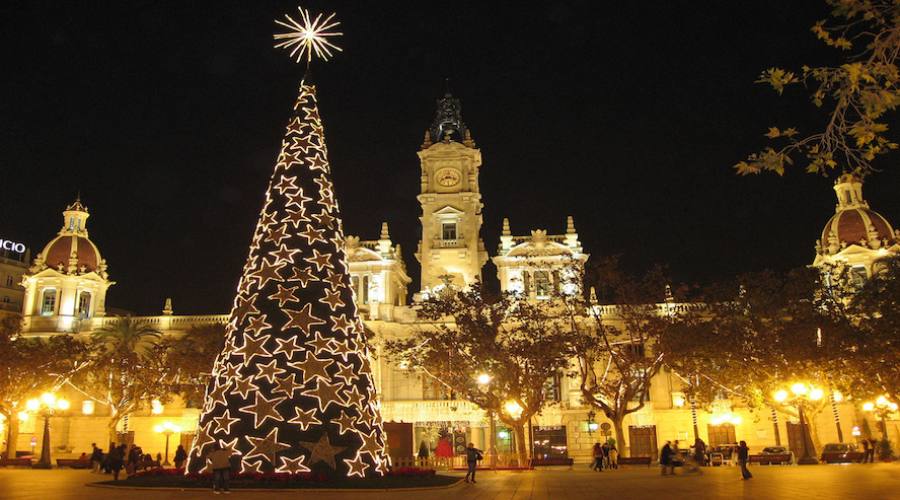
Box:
(436, 239), (463, 248)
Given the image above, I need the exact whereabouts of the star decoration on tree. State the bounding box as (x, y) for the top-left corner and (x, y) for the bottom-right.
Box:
(299, 432), (346, 470)
(246, 427), (292, 466)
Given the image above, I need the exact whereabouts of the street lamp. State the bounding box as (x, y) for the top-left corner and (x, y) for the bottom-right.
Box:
(26, 392), (70, 469)
(862, 396), (898, 445)
(773, 382), (821, 465)
(153, 421), (181, 466)
(476, 373), (497, 469)
(586, 410), (599, 435)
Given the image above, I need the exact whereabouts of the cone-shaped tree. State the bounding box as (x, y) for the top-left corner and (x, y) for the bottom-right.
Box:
(187, 82), (388, 478)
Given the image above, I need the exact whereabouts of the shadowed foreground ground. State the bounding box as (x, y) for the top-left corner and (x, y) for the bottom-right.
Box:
(0, 463), (897, 499)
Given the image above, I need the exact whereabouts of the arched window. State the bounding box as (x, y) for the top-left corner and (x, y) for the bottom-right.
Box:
(76, 291), (92, 319)
(41, 289), (57, 316)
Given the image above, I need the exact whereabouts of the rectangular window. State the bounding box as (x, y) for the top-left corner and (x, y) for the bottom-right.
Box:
(76, 292), (92, 319)
(850, 266), (867, 289)
(441, 222), (457, 241)
(534, 271), (552, 298)
(362, 275), (370, 305)
(41, 289), (56, 316)
(542, 373), (562, 402)
(5, 275), (12, 287)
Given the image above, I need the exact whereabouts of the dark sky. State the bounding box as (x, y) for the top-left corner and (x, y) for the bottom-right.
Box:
(2, 1), (898, 315)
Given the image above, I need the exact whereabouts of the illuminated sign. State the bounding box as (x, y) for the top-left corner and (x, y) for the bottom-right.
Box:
(0, 239), (26, 254)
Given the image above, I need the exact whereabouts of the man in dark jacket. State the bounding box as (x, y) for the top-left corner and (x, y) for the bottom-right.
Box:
(737, 441), (752, 480)
(464, 443), (483, 483)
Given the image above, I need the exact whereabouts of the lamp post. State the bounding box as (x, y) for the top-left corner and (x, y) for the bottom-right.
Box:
(26, 392), (70, 469)
(476, 373), (497, 469)
(862, 396), (898, 443)
(586, 410), (599, 436)
(773, 383), (821, 465)
(153, 421), (181, 466)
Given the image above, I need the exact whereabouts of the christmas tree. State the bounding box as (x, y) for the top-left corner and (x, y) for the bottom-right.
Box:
(187, 8), (388, 478)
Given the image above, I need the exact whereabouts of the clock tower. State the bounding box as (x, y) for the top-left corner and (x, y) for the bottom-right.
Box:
(415, 92), (488, 292)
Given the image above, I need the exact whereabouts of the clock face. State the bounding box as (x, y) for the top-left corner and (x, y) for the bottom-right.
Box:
(435, 168), (461, 187)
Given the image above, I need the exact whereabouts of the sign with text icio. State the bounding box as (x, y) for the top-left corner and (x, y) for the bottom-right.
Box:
(0, 239), (26, 254)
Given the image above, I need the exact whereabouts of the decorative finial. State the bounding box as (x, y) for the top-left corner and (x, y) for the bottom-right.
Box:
(274, 7), (343, 65)
(162, 298), (173, 315)
(380, 222), (390, 240)
(589, 286), (598, 305)
(502, 217), (511, 236)
(566, 215), (575, 234)
(664, 284), (674, 303)
(422, 130), (432, 149)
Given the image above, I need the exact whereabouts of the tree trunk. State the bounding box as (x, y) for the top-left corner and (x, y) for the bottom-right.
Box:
(107, 415), (121, 448)
(5, 412), (19, 460)
(512, 423), (528, 467)
(612, 417), (627, 457)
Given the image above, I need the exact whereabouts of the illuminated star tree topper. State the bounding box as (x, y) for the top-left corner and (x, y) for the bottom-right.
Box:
(274, 7), (343, 65)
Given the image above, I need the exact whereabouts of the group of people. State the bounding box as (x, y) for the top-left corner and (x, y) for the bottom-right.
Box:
(88, 442), (188, 480)
(860, 438), (879, 463)
(659, 439), (752, 480)
(590, 442), (619, 471)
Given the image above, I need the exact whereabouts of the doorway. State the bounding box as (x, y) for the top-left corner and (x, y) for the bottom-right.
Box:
(628, 425), (658, 458)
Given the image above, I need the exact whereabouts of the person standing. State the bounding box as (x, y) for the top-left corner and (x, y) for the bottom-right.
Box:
(464, 442), (483, 483)
(110, 444), (125, 481)
(207, 443), (234, 494)
(90, 443), (103, 473)
(861, 439), (870, 463)
(660, 441), (674, 475)
(174, 444), (188, 469)
(693, 438), (707, 466)
(737, 441), (752, 480)
(591, 443), (604, 471)
(601, 442), (611, 469)
(869, 438), (878, 463)
(608, 444), (619, 470)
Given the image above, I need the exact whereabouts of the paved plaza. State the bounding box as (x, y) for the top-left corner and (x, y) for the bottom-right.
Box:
(0, 464), (897, 500)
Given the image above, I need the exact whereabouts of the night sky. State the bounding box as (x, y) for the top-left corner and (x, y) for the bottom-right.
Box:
(2, 1), (898, 315)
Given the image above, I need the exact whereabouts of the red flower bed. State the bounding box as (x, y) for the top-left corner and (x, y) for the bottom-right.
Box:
(130, 466), (435, 481)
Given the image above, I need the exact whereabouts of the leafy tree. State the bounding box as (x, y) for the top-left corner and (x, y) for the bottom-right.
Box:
(737, 0), (900, 177)
(160, 323), (226, 408)
(660, 267), (848, 451)
(0, 332), (86, 459)
(834, 257), (900, 404)
(384, 282), (577, 466)
(70, 317), (170, 445)
(565, 258), (677, 456)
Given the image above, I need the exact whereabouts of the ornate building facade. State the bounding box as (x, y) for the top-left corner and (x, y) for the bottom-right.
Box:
(12, 94), (899, 466)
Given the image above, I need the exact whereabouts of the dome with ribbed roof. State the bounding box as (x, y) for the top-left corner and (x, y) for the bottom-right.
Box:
(34, 198), (107, 276)
(818, 174), (898, 256)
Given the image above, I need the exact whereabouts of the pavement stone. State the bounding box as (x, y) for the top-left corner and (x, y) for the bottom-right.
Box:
(0, 463), (897, 499)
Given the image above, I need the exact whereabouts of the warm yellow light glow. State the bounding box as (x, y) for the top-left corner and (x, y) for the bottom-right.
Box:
(503, 400), (524, 418)
(809, 388), (824, 401)
(832, 391), (843, 402)
(876, 395), (888, 406)
(55, 399), (70, 411)
(25, 399), (40, 412)
(890, 403), (899, 412)
(82, 400), (95, 415)
(851, 426), (861, 436)
(710, 412), (742, 426)
(151, 399), (164, 415)
(273, 7), (343, 64)
(672, 395), (686, 408)
(863, 402), (875, 412)
(773, 390), (788, 402)
(17, 411), (29, 422)
(154, 421), (181, 434)
(40, 393), (56, 406)
(476, 373), (492, 385)
(791, 383), (808, 396)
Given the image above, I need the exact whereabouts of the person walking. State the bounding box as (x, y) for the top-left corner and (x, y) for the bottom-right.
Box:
(174, 444), (188, 469)
(868, 438), (878, 463)
(207, 443), (234, 494)
(737, 440), (752, 480)
(464, 442), (483, 483)
(90, 443), (103, 473)
(591, 443), (604, 471)
(660, 441), (674, 475)
(861, 439), (871, 463)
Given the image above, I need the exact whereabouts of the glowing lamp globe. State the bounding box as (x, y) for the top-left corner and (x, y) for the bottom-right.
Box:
(40, 393), (56, 406)
(773, 390), (788, 403)
(791, 383), (808, 396)
(476, 373), (491, 385)
(863, 402), (875, 412)
(55, 399), (70, 411)
(809, 388), (824, 401)
(25, 399), (40, 412)
(832, 391), (843, 403)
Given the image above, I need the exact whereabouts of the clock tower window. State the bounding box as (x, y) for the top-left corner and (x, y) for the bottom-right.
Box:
(441, 222), (458, 241)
